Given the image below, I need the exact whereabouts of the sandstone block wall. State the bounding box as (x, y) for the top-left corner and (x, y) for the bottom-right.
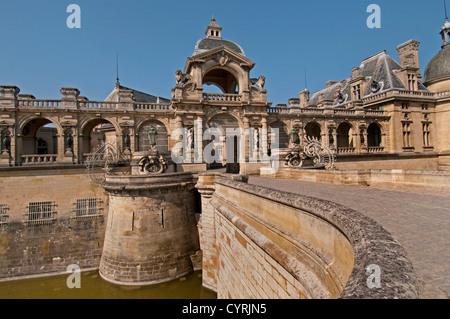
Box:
(0, 167), (108, 280)
(197, 174), (420, 299)
(99, 173), (200, 285)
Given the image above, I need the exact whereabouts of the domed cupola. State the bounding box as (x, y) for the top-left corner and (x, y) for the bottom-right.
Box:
(423, 8), (450, 90)
(193, 18), (246, 56)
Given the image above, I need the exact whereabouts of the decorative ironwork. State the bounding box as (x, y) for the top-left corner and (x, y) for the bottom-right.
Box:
(284, 136), (336, 170)
(85, 141), (130, 185)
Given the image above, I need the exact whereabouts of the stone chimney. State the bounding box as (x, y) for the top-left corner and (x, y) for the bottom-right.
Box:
(298, 89), (310, 108)
(397, 39), (420, 69)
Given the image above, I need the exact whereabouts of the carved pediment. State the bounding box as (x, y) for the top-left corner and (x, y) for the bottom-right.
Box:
(185, 46), (255, 73)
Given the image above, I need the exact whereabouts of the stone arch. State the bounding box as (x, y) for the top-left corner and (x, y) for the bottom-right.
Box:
(367, 122), (382, 147)
(137, 119), (169, 153)
(337, 121), (354, 149)
(206, 113), (241, 172)
(201, 61), (246, 94)
(268, 120), (290, 149)
(20, 117), (61, 156)
(304, 121), (322, 140)
(80, 118), (120, 155)
(202, 66), (240, 94)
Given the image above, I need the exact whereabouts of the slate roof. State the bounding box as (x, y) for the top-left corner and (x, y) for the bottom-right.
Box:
(111, 85), (170, 103)
(424, 45), (450, 84)
(193, 38), (246, 56)
(308, 50), (429, 107)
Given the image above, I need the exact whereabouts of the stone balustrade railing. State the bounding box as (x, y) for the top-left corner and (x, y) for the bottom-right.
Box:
(337, 147), (356, 154)
(21, 154), (57, 164)
(203, 93), (241, 103)
(18, 100), (61, 108)
(436, 90), (450, 98)
(134, 103), (172, 111)
(368, 146), (385, 153)
(79, 101), (119, 110)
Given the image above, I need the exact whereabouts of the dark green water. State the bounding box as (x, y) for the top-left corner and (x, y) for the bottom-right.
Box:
(0, 271), (217, 299)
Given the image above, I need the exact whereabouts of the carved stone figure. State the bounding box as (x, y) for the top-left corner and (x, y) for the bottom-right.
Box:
(217, 52), (230, 67)
(250, 75), (265, 91)
(289, 128), (300, 145)
(2, 133), (10, 152)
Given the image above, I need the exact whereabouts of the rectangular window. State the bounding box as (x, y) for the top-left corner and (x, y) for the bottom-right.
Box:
(402, 123), (412, 148)
(74, 198), (103, 218)
(25, 201), (56, 225)
(422, 123), (431, 147)
(408, 74), (417, 91)
(352, 84), (361, 100)
(0, 204), (9, 225)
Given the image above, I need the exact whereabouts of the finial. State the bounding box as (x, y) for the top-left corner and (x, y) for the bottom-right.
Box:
(211, 15), (215, 22)
(116, 50), (120, 86)
(445, 0), (448, 21)
(304, 69), (308, 90)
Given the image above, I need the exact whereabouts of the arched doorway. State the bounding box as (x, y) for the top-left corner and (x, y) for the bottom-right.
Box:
(138, 120), (169, 154)
(207, 113), (241, 173)
(21, 118), (58, 163)
(304, 122), (322, 140)
(367, 123), (382, 147)
(337, 122), (354, 149)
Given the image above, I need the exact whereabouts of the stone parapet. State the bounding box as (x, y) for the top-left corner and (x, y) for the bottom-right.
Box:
(200, 175), (419, 299)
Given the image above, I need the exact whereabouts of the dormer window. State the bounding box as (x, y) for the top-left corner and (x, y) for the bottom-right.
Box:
(352, 84), (361, 100)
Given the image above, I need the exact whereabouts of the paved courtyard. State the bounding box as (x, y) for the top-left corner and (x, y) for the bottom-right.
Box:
(248, 176), (450, 299)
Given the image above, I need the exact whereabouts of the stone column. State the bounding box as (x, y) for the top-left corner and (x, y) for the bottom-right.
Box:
(195, 116), (203, 163)
(261, 117), (268, 159)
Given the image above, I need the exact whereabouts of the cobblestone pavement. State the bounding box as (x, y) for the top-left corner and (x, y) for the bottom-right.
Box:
(248, 176), (450, 299)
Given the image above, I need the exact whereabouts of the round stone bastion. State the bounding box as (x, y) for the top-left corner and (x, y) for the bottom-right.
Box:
(99, 172), (200, 286)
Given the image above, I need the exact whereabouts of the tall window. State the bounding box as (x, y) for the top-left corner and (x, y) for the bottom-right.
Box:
(402, 123), (412, 148)
(422, 123), (431, 147)
(74, 198), (103, 217)
(352, 84), (361, 100)
(408, 74), (417, 91)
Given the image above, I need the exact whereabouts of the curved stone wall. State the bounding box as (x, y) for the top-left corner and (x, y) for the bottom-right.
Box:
(99, 172), (200, 285)
(199, 175), (419, 299)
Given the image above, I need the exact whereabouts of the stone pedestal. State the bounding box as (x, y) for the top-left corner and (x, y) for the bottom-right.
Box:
(99, 172), (200, 285)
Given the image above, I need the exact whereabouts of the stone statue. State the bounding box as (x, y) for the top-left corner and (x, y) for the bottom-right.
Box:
(289, 128), (300, 145)
(65, 133), (73, 150)
(2, 134), (10, 152)
(175, 70), (196, 91)
(250, 75), (266, 91)
(253, 128), (259, 150)
(147, 126), (158, 150)
(187, 127), (194, 150)
(123, 133), (131, 150)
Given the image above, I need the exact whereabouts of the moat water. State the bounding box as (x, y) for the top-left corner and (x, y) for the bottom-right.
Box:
(0, 270), (217, 299)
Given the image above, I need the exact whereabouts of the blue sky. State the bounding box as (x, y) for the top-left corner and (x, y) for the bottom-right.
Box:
(0, 0), (447, 104)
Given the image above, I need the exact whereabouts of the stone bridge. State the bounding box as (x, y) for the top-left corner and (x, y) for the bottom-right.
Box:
(195, 173), (419, 299)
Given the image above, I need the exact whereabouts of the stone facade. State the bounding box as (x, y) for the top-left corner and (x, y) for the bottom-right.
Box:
(0, 167), (108, 279)
(0, 18), (449, 173)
